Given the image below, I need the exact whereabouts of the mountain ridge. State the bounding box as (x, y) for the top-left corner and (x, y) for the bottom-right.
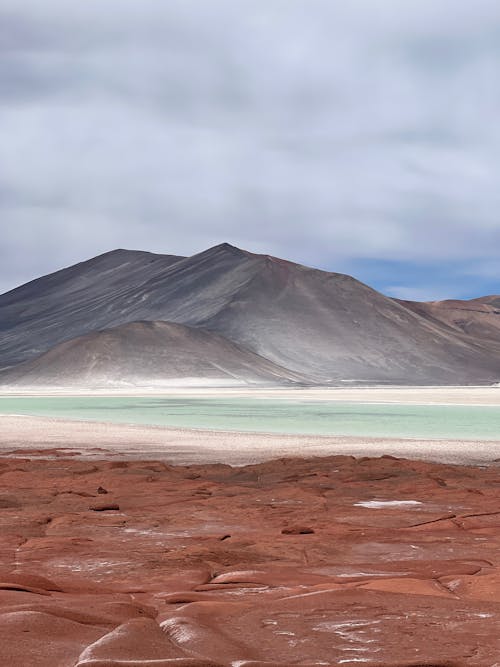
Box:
(1, 243), (500, 385)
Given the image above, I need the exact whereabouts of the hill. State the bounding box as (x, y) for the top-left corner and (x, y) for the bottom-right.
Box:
(0, 320), (305, 387)
(397, 297), (500, 344)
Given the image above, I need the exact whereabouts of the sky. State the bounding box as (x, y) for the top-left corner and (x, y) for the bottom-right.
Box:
(1, 0), (500, 300)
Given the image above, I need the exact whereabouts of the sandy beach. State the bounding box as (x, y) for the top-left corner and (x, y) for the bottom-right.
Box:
(1, 413), (499, 466)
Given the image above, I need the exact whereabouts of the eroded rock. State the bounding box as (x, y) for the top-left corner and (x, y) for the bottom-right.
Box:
(0, 453), (498, 665)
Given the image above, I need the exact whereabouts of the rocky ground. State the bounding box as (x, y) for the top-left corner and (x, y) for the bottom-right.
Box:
(0, 451), (499, 666)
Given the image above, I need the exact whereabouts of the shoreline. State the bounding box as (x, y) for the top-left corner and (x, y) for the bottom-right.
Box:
(1, 384), (500, 406)
(1, 413), (499, 467)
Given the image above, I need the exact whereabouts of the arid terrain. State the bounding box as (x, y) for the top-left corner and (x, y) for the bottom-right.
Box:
(1, 389), (499, 666)
(3, 244), (500, 386)
(4, 2), (500, 665)
(2, 413), (500, 467)
(0, 449), (499, 666)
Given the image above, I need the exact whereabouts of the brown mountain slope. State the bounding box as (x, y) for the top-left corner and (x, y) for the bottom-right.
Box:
(396, 297), (500, 343)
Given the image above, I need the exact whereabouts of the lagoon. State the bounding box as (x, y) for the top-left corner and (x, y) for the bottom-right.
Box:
(1, 395), (500, 441)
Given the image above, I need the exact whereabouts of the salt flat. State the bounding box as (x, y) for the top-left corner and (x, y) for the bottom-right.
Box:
(1, 413), (499, 466)
(1, 386), (499, 666)
(2, 384), (500, 405)
(1, 386), (500, 466)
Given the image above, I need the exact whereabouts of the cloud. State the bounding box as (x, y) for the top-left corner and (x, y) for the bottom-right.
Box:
(1, 0), (500, 298)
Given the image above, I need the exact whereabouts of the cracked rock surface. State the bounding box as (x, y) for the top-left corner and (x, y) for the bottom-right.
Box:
(0, 452), (499, 666)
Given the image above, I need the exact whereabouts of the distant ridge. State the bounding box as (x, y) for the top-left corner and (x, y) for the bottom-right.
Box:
(1, 243), (500, 386)
(397, 297), (500, 343)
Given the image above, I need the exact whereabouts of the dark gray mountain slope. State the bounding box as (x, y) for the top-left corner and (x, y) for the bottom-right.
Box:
(187, 249), (500, 384)
(0, 243), (272, 368)
(1, 243), (500, 384)
(0, 249), (185, 368)
(0, 320), (305, 386)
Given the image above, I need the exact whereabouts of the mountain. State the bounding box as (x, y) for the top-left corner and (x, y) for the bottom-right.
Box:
(1, 243), (500, 385)
(0, 249), (185, 368)
(398, 297), (500, 343)
(0, 320), (305, 387)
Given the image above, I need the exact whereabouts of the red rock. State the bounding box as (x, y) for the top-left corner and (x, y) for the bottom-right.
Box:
(0, 582), (51, 596)
(0, 453), (498, 665)
(89, 503), (120, 512)
(76, 618), (187, 663)
(0, 573), (61, 591)
(0, 610), (105, 666)
(357, 576), (454, 597)
(280, 525), (314, 534)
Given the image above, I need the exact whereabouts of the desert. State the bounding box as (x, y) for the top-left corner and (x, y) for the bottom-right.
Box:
(2, 249), (500, 665)
(0, 438), (499, 666)
(0, 384), (500, 666)
(4, 2), (500, 663)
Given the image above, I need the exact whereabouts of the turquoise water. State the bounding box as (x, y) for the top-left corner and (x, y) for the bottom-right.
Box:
(1, 396), (500, 440)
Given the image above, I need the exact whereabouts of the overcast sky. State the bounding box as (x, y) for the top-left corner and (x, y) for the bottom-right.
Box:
(2, 0), (500, 300)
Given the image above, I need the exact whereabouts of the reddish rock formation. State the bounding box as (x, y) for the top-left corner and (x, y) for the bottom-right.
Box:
(0, 453), (499, 665)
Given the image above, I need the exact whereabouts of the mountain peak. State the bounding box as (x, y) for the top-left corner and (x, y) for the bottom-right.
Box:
(101, 248), (166, 259)
(209, 242), (250, 254)
(191, 243), (254, 261)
